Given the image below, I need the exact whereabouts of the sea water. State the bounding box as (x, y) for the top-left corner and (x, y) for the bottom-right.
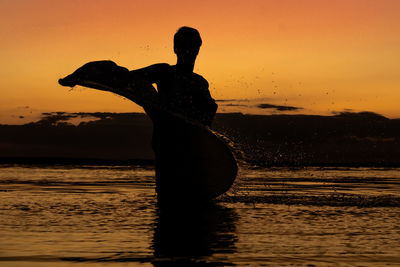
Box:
(0, 164), (399, 266)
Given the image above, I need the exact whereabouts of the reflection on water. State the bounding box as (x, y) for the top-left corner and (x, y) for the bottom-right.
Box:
(153, 203), (238, 266)
(0, 165), (400, 266)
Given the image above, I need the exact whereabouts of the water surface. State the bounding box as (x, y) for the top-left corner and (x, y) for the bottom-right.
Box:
(1, 165), (399, 266)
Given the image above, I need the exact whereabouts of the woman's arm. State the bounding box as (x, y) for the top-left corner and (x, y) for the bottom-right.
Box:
(129, 63), (170, 85)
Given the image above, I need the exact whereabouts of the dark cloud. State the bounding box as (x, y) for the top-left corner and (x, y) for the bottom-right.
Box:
(257, 103), (302, 111)
(333, 111), (388, 120)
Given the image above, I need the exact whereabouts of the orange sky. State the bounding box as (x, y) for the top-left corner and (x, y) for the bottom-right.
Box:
(1, 0), (400, 124)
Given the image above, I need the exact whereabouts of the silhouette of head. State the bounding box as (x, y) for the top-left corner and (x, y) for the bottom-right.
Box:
(174, 27), (202, 67)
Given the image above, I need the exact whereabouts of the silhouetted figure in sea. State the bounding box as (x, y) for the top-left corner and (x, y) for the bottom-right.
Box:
(129, 27), (218, 204)
(59, 27), (220, 204)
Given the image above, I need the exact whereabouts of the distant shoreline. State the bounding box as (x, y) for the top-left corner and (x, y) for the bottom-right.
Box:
(1, 112), (399, 167)
(1, 157), (400, 168)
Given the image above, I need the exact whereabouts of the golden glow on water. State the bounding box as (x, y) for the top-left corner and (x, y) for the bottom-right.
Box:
(0, 165), (400, 265)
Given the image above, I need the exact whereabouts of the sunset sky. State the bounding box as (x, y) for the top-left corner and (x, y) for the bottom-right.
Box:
(1, 0), (399, 124)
